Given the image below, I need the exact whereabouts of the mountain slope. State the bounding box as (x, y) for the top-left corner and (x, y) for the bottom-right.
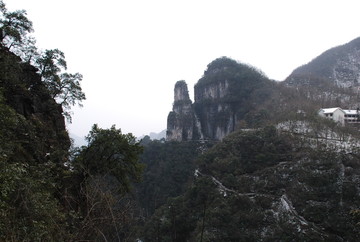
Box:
(142, 127), (360, 241)
(286, 37), (360, 89)
(0, 46), (72, 240)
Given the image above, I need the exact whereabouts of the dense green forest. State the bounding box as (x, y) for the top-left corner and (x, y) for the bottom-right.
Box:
(1, 1), (360, 241)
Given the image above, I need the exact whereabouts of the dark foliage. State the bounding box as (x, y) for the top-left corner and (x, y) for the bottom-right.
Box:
(141, 128), (360, 241)
(136, 140), (213, 217)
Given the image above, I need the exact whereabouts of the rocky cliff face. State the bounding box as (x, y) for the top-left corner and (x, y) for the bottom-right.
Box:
(0, 47), (70, 163)
(166, 81), (196, 141)
(166, 57), (270, 141)
(194, 79), (236, 140)
(194, 79), (229, 100)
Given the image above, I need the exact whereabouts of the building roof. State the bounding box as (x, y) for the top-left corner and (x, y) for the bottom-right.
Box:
(320, 107), (343, 114)
(343, 109), (359, 115)
(320, 107), (358, 115)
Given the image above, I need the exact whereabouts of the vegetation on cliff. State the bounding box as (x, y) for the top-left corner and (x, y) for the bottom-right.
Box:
(192, 57), (276, 139)
(147, 49), (360, 241)
(284, 36), (360, 110)
(2, 1), (360, 241)
(288, 37), (360, 83)
(0, 0), (85, 121)
(0, 1), (144, 240)
(196, 56), (267, 88)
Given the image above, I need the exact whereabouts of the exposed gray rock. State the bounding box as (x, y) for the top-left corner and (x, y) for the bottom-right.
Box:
(166, 57), (269, 141)
(166, 81), (196, 141)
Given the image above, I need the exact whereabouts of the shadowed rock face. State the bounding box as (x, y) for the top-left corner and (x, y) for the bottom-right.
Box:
(194, 79), (236, 140)
(0, 47), (70, 163)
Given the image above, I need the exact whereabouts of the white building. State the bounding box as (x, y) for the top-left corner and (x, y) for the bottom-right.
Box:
(318, 107), (360, 125)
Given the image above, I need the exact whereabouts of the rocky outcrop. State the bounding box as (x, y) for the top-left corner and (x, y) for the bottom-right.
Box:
(0, 47), (70, 163)
(194, 78), (237, 140)
(194, 79), (229, 100)
(166, 81), (197, 141)
(166, 57), (269, 141)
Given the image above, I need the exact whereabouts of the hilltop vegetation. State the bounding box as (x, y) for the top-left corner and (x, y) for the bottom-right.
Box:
(285, 37), (360, 109)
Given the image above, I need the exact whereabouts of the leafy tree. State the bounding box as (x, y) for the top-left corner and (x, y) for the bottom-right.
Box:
(36, 49), (85, 121)
(0, 0), (33, 49)
(37, 48), (67, 77)
(70, 124), (144, 240)
(74, 124), (144, 194)
(0, 1), (85, 122)
(11, 34), (38, 63)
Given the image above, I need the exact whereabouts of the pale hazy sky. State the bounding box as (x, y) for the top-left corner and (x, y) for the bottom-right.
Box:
(6, 0), (360, 140)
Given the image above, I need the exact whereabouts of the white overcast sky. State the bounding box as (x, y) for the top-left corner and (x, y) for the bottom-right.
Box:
(6, 0), (360, 140)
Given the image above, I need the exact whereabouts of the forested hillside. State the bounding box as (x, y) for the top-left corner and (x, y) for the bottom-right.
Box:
(2, 1), (360, 241)
(141, 37), (360, 241)
(141, 127), (360, 241)
(285, 36), (360, 109)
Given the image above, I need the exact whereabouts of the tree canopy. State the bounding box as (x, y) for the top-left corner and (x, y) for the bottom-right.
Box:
(0, 0), (85, 122)
(74, 124), (144, 193)
(0, 0), (33, 48)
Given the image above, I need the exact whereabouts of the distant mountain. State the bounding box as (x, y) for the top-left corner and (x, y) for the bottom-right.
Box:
(138, 129), (166, 141)
(284, 36), (360, 109)
(149, 129), (166, 140)
(286, 37), (360, 89)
